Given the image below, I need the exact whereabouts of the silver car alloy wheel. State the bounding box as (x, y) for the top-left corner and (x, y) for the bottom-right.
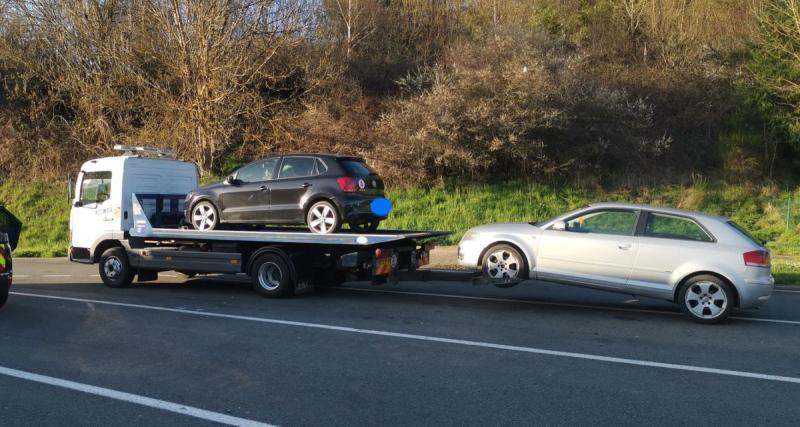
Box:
(104, 256), (122, 279)
(684, 281), (728, 319)
(486, 249), (521, 279)
(309, 204), (336, 234)
(192, 202), (217, 231)
(258, 262), (282, 291)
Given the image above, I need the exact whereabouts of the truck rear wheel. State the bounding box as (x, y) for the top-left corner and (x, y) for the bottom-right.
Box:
(99, 247), (135, 288)
(251, 253), (294, 297)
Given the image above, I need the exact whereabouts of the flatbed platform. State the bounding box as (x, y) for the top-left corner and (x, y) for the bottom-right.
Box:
(131, 195), (450, 246)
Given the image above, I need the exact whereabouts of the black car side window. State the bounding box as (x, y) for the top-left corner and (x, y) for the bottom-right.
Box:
(279, 157), (316, 179)
(237, 158), (277, 183)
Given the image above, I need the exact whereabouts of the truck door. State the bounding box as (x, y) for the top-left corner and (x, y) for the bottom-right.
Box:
(70, 171), (116, 251)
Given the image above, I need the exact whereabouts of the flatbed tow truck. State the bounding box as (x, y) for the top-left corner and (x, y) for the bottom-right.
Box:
(69, 146), (511, 296)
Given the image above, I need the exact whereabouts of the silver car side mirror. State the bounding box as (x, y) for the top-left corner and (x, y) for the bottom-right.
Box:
(552, 220), (567, 231)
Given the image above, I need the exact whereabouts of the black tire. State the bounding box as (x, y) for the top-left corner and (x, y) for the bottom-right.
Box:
(481, 244), (528, 280)
(189, 200), (219, 231)
(349, 221), (380, 232)
(306, 200), (341, 234)
(0, 279), (8, 308)
(250, 253), (294, 297)
(99, 247), (135, 288)
(678, 274), (734, 324)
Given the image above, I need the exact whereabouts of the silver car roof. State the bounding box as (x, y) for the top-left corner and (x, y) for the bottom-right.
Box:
(587, 202), (729, 222)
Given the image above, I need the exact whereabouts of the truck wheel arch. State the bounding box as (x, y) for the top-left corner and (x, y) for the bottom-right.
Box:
(93, 240), (124, 263)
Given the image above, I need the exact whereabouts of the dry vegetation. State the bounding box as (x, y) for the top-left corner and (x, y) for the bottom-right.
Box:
(0, 0), (799, 186)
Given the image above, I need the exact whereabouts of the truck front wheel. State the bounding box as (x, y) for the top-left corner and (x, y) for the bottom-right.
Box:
(251, 253), (294, 297)
(99, 247), (135, 288)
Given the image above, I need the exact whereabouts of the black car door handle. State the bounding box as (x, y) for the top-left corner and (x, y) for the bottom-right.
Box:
(301, 182), (312, 188)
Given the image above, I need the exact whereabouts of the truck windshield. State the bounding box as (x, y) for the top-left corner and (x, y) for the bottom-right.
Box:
(80, 171), (113, 204)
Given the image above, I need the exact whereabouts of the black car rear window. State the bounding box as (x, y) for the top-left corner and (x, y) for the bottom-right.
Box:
(340, 159), (374, 176)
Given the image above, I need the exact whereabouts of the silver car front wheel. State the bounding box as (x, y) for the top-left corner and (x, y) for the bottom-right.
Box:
(482, 244), (527, 280)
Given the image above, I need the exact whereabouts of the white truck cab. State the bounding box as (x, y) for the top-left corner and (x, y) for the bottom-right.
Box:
(69, 145), (199, 263)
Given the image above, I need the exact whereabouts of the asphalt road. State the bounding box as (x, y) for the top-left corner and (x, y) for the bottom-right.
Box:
(2, 259), (799, 426)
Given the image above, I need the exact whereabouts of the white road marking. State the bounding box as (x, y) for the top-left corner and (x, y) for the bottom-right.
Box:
(0, 365), (275, 427)
(10, 291), (800, 385)
(13, 275), (29, 278)
(336, 287), (800, 326)
(42, 275), (72, 278)
(775, 289), (800, 294)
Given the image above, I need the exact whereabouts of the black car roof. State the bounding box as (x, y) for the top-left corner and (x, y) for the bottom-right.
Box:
(274, 153), (365, 161)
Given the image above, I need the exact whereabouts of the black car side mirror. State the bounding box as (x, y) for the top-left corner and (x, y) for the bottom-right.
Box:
(73, 200), (83, 208)
(224, 175), (238, 185)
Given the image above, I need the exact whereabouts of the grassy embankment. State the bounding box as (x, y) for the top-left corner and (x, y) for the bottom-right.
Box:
(2, 179), (799, 283)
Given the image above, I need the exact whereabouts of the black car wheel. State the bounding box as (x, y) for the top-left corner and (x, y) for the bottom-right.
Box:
(350, 221), (380, 232)
(306, 200), (341, 234)
(190, 200), (219, 231)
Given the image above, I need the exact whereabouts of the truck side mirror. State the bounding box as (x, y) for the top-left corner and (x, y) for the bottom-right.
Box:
(68, 176), (74, 202)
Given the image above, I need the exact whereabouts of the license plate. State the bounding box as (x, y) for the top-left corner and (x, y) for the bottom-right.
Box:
(374, 256), (393, 275)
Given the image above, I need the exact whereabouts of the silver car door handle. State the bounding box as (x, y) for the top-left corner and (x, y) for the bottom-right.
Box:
(618, 243), (632, 250)
(259, 185), (268, 191)
(301, 182), (312, 188)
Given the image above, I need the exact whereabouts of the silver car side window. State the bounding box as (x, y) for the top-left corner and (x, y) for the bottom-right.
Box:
(566, 210), (637, 236)
(644, 213), (713, 242)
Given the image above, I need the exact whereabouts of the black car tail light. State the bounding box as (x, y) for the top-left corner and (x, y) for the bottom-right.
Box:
(337, 176), (358, 192)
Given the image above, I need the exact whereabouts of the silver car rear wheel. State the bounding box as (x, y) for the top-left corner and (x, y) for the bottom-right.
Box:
(679, 275), (733, 323)
(482, 244), (527, 279)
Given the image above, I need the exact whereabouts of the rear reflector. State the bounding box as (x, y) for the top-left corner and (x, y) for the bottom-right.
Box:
(337, 176), (358, 192)
(743, 250), (771, 267)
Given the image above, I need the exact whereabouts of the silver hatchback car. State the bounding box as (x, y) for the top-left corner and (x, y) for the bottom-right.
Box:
(458, 203), (774, 323)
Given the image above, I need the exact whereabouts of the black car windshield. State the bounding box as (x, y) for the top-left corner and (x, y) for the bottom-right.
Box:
(340, 159), (375, 176)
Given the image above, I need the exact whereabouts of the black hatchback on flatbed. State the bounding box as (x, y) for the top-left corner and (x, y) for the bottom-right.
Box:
(185, 154), (388, 234)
